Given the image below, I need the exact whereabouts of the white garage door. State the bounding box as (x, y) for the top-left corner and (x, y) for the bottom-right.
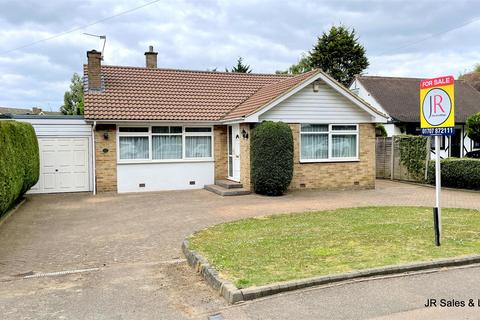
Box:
(30, 137), (90, 193)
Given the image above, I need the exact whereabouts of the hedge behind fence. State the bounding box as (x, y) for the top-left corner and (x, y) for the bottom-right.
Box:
(427, 158), (480, 190)
(0, 121), (39, 216)
(398, 135), (428, 180)
(251, 121), (293, 196)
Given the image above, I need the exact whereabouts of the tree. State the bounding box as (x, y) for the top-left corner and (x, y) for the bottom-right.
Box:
(228, 57), (252, 73)
(466, 113), (480, 143)
(459, 64), (480, 92)
(276, 53), (312, 74)
(309, 25), (369, 86)
(60, 73), (84, 115)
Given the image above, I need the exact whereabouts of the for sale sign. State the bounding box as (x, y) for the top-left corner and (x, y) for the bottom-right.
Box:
(420, 75), (455, 136)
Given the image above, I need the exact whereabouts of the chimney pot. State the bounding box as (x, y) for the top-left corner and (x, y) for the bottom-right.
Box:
(87, 50), (102, 91)
(145, 46), (158, 68)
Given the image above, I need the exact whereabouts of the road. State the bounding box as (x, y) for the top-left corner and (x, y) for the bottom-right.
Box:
(215, 264), (480, 320)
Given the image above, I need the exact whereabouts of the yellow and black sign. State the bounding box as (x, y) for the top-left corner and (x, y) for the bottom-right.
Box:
(420, 75), (455, 136)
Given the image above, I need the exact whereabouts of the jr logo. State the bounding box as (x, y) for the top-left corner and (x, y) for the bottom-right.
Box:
(428, 94), (445, 118)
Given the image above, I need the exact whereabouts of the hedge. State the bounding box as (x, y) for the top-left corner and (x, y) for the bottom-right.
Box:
(251, 121), (293, 196)
(398, 135), (428, 180)
(426, 158), (480, 190)
(0, 121), (39, 216)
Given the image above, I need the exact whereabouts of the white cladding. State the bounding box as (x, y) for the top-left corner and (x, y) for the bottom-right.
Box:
(117, 162), (214, 193)
(259, 82), (373, 123)
(15, 118), (92, 137)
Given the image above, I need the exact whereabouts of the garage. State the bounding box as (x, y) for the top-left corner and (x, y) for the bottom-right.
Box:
(10, 116), (94, 194)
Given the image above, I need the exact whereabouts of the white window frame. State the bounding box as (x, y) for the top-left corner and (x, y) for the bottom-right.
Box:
(299, 124), (359, 163)
(184, 127), (214, 160)
(117, 126), (151, 161)
(117, 125), (214, 164)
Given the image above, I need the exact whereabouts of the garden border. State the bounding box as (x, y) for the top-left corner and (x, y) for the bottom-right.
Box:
(182, 239), (480, 304)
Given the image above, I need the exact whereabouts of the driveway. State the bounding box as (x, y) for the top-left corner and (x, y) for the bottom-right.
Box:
(1, 180), (479, 319)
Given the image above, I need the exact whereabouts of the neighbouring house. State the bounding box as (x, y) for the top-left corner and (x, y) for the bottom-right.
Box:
(83, 47), (386, 194)
(0, 106), (59, 116)
(350, 76), (480, 158)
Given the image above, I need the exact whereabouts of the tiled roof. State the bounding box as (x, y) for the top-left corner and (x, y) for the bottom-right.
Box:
(0, 107), (33, 115)
(83, 66), (293, 121)
(357, 76), (480, 123)
(223, 69), (320, 120)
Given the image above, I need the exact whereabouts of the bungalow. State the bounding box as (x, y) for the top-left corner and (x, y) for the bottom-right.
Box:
(350, 75), (480, 158)
(83, 47), (387, 194)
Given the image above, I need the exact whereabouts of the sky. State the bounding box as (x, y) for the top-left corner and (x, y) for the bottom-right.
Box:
(1, 0), (479, 111)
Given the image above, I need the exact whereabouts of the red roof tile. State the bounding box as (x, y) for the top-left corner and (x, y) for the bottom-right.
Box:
(223, 69), (320, 120)
(83, 65), (293, 121)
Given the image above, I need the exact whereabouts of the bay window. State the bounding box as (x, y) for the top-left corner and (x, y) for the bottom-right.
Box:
(118, 126), (213, 162)
(300, 124), (358, 161)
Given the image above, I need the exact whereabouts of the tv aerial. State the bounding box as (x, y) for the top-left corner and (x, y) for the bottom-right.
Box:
(83, 33), (107, 59)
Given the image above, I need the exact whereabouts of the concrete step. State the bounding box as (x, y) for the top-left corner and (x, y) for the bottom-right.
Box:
(204, 184), (250, 196)
(215, 179), (243, 189)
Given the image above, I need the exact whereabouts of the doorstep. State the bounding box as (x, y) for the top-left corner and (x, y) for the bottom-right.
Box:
(204, 180), (250, 196)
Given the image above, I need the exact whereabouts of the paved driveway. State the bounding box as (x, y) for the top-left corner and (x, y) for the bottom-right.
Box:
(1, 180), (479, 319)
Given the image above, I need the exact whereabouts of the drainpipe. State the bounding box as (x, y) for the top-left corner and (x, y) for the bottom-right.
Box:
(92, 121), (97, 195)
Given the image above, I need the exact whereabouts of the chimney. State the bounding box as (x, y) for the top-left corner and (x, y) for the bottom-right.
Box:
(145, 46), (158, 68)
(87, 50), (102, 90)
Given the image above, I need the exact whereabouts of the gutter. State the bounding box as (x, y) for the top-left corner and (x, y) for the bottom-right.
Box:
(91, 121), (96, 195)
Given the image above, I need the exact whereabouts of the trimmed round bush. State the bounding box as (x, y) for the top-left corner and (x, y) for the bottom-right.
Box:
(251, 121), (293, 196)
(426, 158), (480, 190)
(0, 120), (39, 216)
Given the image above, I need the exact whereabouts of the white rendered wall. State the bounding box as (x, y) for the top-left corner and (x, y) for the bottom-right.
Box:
(117, 161), (214, 193)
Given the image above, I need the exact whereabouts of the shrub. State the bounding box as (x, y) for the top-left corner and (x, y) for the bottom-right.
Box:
(426, 158), (480, 190)
(375, 124), (387, 137)
(398, 135), (428, 180)
(0, 121), (39, 216)
(251, 121), (293, 196)
(466, 112), (480, 143)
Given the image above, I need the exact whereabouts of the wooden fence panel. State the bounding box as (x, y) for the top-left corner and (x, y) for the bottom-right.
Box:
(376, 136), (423, 182)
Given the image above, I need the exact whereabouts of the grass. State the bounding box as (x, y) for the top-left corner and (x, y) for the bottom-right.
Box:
(189, 206), (480, 288)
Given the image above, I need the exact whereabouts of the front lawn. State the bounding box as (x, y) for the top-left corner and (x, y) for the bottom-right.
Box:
(189, 207), (480, 288)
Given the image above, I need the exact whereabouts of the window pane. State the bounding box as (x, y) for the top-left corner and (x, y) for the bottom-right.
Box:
(170, 126), (182, 133)
(185, 136), (212, 158)
(152, 126), (169, 134)
(152, 135), (182, 159)
(228, 126), (233, 156)
(185, 127), (212, 133)
(332, 135), (356, 158)
(301, 133), (328, 159)
(119, 136), (149, 159)
(119, 127), (148, 132)
(332, 125), (357, 131)
(301, 124), (328, 132)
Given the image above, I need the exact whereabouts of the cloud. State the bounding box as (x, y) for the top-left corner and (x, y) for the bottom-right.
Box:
(0, 0), (479, 109)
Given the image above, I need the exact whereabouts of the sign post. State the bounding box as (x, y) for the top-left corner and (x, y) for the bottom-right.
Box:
(420, 75), (455, 246)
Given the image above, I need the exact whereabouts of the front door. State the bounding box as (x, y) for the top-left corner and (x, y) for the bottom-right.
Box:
(228, 124), (241, 181)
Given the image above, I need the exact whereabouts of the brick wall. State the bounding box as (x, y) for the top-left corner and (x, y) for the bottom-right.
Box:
(288, 123), (376, 190)
(239, 123), (252, 191)
(94, 124), (117, 192)
(214, 125), (228, 181)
